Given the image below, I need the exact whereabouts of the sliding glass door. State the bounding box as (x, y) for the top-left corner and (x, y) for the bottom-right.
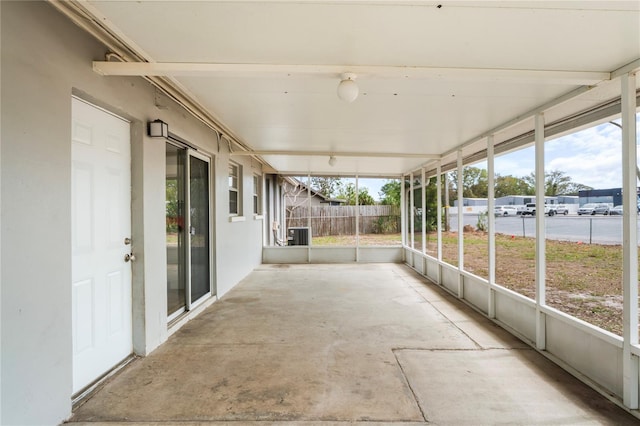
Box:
(166, 144), (187, 316)
(188, 154), (210, 303)
(166, 143), (212, 320)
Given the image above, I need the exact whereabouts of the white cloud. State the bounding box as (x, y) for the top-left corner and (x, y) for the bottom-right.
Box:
(492, 117), (640, 190)
(545, 124), (623, 188)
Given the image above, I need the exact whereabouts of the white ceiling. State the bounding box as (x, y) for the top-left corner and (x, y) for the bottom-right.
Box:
(82, 0), (640, 176)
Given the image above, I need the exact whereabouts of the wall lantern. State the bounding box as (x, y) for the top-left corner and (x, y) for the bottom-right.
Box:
(148, 119), (169, 138)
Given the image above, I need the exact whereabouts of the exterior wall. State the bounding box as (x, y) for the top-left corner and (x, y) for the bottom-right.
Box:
(262, 246), (402, 264)
(358, 247), (403, 263)
(453, 198), (488, 206)
(579, 187), (625, 207)
(2, 4), (75, 422)
(495, 195), (559, 206)
(462, 274), (488, 315)
(0, 2), (3, 421)
(556, 195), (579, 205)
(216, 154), (264, 296)
(495, 195), (535, 206)
(0, 2), (262, 424)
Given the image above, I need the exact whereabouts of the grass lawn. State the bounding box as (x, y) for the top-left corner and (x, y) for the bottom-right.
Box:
(312, 234), (402, 246)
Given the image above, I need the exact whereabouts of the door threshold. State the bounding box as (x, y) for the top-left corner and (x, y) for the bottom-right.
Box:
(167, 294), (218, 337)
(71, 354), (138, 411)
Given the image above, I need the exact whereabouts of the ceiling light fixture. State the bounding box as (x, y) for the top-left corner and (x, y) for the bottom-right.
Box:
(328, 156), (337, 167)
(337, 73), (358, 103)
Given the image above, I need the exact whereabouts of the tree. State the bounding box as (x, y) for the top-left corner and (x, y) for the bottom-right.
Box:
(449, 167), (489, 198)
(494, 174), (534, 197)
(565, 182), (593, 194)
(336, 183), (375, 205)
(310, 177), (342, 198)
(544, 170), (572, 195)
(525, 170), (593, 196)
(379, 180), (401, 207)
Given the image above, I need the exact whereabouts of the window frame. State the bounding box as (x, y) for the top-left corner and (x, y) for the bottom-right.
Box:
(228, 161), (242, 217)
(253, 174), (263, 216)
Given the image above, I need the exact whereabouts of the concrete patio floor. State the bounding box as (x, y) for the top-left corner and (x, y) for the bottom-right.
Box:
(68, 263), (638, 425)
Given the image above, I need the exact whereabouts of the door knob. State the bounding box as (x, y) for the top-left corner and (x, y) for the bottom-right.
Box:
(124, 253), (136, 262)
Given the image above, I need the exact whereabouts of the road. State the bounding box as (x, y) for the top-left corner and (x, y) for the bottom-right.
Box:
(447, 214), (638, 245)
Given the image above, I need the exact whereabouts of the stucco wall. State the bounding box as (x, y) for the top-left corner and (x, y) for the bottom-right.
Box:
(0, 1), (3, 422)
(0, 2), (262, 424)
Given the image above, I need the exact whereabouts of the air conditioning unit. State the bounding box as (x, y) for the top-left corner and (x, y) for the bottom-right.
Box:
(288, 227), (311, 246)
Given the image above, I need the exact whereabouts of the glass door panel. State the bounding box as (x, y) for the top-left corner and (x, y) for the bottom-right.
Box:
(166, 144), (186, 316)
(189, 155), (211, 304)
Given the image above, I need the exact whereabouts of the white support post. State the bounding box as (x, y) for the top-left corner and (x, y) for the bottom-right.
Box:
(621, 72), (639, 409)
(401, 175), (406, 248)
(487, 135), (496, 319)
(307, 174), (311, 263)
(457, 151), (464, 298)
(437, 163), (443, 264)
(421, 167), (426, 255)
(436, 165), (442, 285)
(355, 175), (360, 262)
(410, 172), (415, 250)
(283, 182), (287, 245)
(444, 172), (450, 233)
(534, 113), (546, 350)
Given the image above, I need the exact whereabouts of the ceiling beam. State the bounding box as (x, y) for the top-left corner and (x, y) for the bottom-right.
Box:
(93, 62), (610, 85)
(611, 58), (640, 80)
(229, 150), (440, 159)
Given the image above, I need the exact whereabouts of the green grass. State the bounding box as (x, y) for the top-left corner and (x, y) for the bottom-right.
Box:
(312, 233), (402, 246)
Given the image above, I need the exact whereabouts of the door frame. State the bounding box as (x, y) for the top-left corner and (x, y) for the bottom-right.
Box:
(166, 138), (215, 322)
(71, 96), (133, 396)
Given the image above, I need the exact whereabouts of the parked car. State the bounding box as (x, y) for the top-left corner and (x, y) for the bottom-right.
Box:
(494, 206), (518, 216)
(578, 203), (597, 215)
(594, 204), (610, 215)
(610, 205), (623, 215)
(521, 203), (556, 216)
(578, 203), (610, 215)
(555, 204), (570, 215)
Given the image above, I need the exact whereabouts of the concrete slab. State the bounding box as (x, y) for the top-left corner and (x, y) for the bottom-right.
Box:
(426, 298), (531, 350)
(69, 264), (637, 424)
(398, 267), (530, 350)
(396, 348), (639, 425)
(70, 423), (428, 426)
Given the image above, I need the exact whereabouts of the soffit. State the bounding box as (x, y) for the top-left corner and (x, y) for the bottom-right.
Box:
(83, 0), (640, 176)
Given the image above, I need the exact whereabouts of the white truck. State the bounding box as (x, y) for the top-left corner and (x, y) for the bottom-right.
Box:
(521, 203), (557, 216)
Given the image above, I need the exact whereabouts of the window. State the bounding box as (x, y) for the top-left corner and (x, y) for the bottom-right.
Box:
(253, 174), (262, 215)
(229, 162), (241, 215)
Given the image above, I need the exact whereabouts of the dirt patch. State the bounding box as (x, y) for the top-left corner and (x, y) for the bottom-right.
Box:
(438, 231), (625, 336)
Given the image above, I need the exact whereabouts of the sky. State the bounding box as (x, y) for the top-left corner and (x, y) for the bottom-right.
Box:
(360, 114), (640, 200)
(489, 114), (640, 190)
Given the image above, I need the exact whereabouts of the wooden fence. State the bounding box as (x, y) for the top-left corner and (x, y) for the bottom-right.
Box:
(287, 205), (400, 237)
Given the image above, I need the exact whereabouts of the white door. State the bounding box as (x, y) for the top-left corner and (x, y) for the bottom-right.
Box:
(71, 98), (132, 393)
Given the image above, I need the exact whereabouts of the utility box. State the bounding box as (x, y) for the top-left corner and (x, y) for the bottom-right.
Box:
(288, 227), (311, 246)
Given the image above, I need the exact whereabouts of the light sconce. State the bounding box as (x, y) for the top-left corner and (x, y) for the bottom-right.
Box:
(148, 119), (169, 138)
(328, 156), (337, 167)
(337, 73), (358, 103)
